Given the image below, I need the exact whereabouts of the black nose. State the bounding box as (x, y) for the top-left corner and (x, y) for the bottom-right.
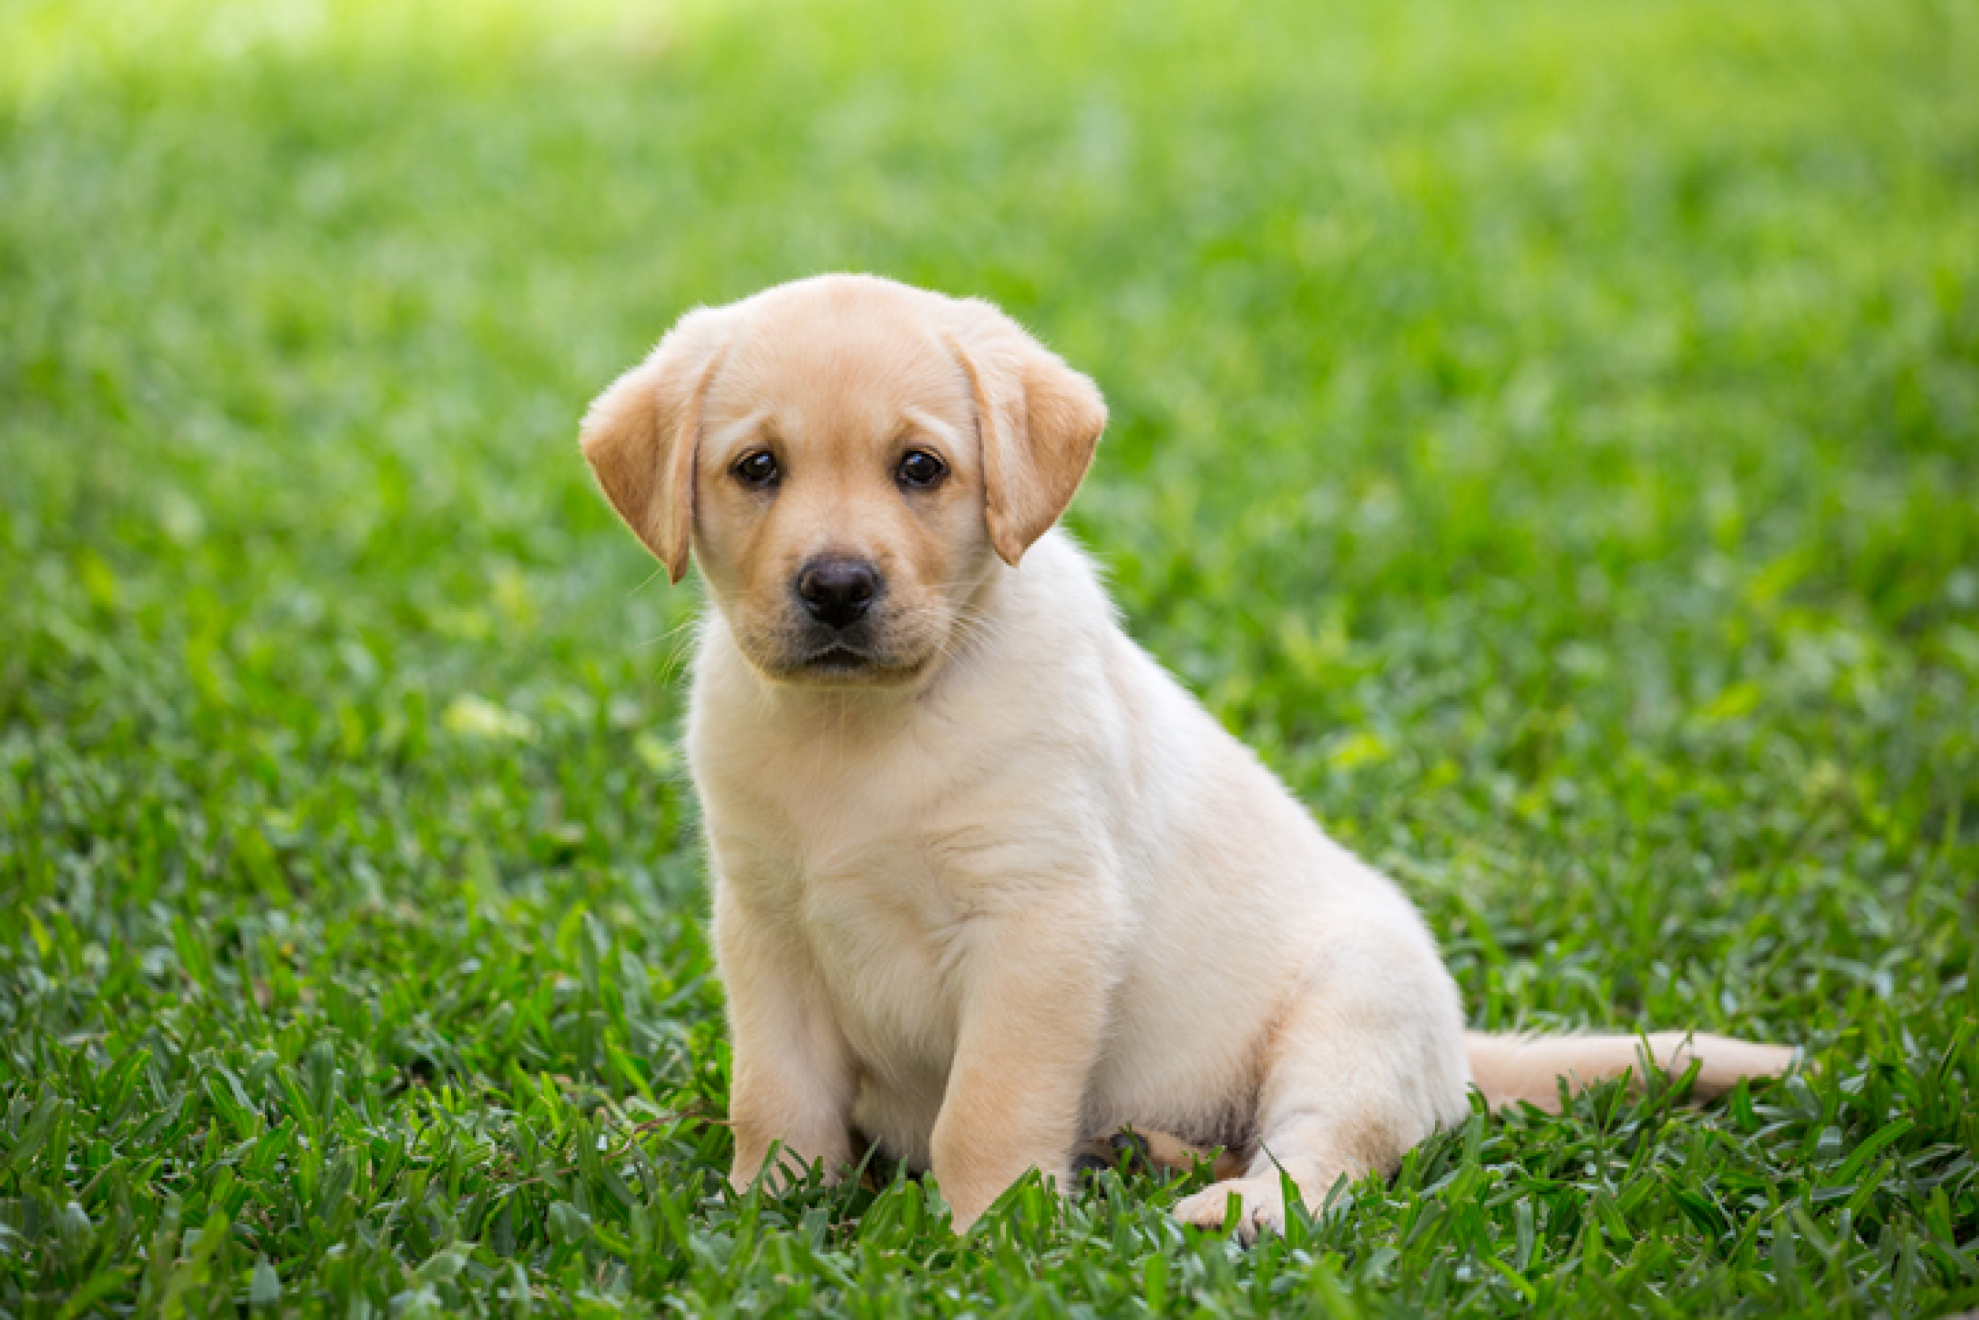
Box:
(796, 558), (880, 629)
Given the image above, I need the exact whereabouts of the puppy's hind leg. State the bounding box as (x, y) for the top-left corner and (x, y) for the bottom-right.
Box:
(1172, 935), (1472, 1240)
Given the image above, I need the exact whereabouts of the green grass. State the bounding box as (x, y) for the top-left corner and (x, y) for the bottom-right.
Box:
(3, 0), (1977, 1312)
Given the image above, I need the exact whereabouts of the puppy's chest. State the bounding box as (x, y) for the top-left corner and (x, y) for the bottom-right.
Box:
(704, 737), (979, 1071)
(796, 844), (970, 1073)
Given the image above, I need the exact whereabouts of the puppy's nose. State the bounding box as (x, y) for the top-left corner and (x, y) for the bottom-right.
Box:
(796, 558), (880, 629)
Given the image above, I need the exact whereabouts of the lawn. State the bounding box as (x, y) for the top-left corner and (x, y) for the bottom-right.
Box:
(2, 0), (1976, 1313)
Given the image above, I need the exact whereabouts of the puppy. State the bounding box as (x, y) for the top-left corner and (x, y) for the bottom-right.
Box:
(579, 274), (1794, 1236)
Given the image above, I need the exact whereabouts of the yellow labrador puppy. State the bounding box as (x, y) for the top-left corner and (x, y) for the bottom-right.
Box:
(580, 274), (1793, 1237)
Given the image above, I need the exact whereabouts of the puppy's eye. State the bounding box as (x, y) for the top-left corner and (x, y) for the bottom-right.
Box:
(897, 449), (947, 489)
(733, 450), (780, 488)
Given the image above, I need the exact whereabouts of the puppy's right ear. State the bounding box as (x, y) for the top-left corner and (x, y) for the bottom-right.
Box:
(579, 308), (732, 584)
(945, 300), (1108, 566)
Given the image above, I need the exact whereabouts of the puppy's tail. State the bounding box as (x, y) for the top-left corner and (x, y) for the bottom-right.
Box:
(1465, 1030), (1796, 1113)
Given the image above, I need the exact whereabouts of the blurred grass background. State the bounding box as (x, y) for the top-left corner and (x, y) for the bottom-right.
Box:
(2, 0), (1976, 1313)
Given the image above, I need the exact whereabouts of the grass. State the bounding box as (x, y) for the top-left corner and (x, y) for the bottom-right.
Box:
(2, 0), (1976, 1312)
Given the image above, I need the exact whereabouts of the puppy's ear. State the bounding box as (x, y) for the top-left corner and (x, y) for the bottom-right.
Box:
(947, 301), (1107, 565)
(579, 308), (732, 584)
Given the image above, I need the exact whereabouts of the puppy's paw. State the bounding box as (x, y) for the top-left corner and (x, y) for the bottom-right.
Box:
(1172, 1176), (1286, 1242)
(728, 1147), (844, 1196)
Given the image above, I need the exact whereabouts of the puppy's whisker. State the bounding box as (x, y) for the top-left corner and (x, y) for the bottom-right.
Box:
(630, 615), (700, 653)
(657, 632), (699, 684)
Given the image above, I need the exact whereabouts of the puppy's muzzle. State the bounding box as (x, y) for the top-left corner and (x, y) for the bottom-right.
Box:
(795, 557), (881, 631)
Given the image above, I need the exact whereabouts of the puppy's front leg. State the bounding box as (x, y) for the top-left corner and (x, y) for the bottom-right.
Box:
(932, 909), (1117, 1231)
(713, 882), (857, 1191)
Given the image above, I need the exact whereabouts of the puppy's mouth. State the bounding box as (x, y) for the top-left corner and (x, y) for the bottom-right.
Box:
(758, 634), (931, 686)
(801, 643), (875, 673)
(729, 611), (944, 687)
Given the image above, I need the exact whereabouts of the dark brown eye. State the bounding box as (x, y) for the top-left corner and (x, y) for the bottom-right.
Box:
(733, 450), (779, 488)
(897, 449), (947, 489)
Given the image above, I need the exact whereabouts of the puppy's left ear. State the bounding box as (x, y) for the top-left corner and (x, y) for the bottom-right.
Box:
(947, 301), (1108, 566)
(579, 307), (732, 584)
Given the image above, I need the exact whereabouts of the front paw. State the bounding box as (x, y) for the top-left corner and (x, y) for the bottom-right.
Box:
(729, 1143), (843, 1194)
(1172, 1176), (1287, 1243)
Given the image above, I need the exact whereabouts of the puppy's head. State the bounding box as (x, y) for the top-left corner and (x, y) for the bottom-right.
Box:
(580, 275), (1106, 686)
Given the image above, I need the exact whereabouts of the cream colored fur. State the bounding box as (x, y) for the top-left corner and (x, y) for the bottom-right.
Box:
(580, 274), (1795, 1238)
